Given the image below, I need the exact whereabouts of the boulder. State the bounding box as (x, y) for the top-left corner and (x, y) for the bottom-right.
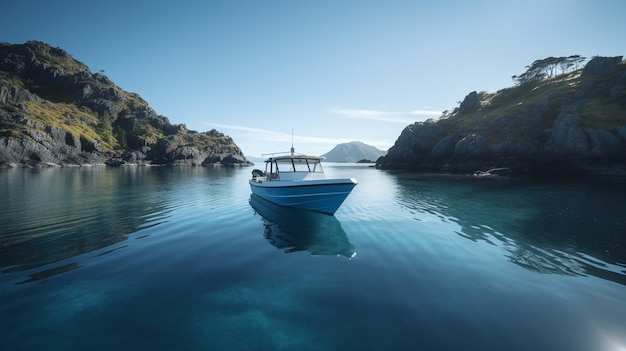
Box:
(454, 133), (490, 157)
(427, 133), (459, 161)
(458, 91), (480, 113)
(581, 56), (623, 76)
(585, 129), (619, 157)
(549, 115), (588, 155)
(0, 85), (40, 105)
(105, 157), (125, 166)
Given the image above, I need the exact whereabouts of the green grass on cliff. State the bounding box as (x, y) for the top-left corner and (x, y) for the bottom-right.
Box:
(579, 99), (626, 130)
(11, 101), (120, 151)
(442, 65), (626, 138)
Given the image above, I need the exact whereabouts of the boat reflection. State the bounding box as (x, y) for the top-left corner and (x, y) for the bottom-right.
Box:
(249, 194), (355, 257)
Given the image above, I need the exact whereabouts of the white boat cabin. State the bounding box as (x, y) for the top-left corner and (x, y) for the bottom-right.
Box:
(254, 154), (327, 182)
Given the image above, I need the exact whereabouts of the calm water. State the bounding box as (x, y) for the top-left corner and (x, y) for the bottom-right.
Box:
(1, 165), (625, 351)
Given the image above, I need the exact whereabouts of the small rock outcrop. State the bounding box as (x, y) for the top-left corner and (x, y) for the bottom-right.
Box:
(581, 56), (623, 76)
(458, 91), (480, 113)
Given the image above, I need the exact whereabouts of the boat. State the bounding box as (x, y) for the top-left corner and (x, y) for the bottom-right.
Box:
(249, 148), (357, 215)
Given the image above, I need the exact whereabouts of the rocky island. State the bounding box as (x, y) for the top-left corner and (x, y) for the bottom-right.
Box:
(0, 41), (252, 168)
(376, 55), (626, 176)
(3, 42), (625, 175)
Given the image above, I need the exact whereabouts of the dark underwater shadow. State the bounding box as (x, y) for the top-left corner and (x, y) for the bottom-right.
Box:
(249, 194), (355, 258)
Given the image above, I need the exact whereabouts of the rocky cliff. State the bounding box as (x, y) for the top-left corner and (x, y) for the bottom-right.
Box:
(0, 41), (251, 168)
(376, 56), (626, 176)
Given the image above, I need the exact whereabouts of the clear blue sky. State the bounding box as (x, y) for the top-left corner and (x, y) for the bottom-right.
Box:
(2, 0), (625, 156)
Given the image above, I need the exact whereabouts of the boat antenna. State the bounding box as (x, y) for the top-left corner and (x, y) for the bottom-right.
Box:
(290, 128), (294, 155)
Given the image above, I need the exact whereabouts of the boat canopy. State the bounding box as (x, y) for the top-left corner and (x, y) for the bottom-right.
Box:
(265, 155), (324, 174)
(264, 154), (324, 162)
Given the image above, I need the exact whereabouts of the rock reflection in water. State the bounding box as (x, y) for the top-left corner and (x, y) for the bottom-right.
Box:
(392, 175), (626, 286)
(249, 194), (355, 257)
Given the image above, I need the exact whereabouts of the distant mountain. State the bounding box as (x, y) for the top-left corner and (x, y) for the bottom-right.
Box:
(322, 141), (386, 163)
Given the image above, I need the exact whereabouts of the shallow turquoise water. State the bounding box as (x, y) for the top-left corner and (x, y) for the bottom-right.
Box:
(1, 165), (625, 350)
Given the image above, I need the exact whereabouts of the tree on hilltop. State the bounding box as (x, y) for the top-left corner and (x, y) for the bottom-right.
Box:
(512, 55), (587, 85)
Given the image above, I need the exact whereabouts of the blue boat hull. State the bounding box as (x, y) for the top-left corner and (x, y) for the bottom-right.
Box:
(249, 178), (357, 215)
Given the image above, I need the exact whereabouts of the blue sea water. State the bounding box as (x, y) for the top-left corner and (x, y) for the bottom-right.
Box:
(1, 165), (625, 351)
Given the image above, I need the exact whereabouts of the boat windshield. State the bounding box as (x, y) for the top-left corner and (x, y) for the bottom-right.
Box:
(272, 157), (324, 173)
